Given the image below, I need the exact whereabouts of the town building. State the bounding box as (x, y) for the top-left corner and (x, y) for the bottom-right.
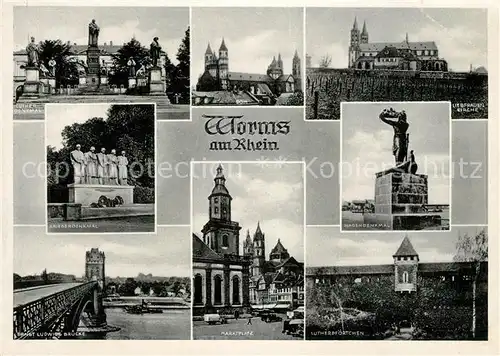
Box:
(347, 18), (448, 71)
(192, 165), (251, 315)
(195, 39), (302, 105)
(243, 226), (304, 309)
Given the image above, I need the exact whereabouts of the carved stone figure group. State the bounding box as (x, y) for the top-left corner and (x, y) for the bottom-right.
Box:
(70, 144), (129, 185)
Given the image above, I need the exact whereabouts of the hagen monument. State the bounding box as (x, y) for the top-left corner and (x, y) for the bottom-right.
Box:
(361, 108), (449, 230)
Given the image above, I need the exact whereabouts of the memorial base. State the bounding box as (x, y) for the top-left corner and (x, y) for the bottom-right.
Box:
(148, 67), (167, 97)
(20, 67), (41, 99)
(368, 170), (443, 230)
(128, 77), (137, 88)
(68, 184), (134, 207)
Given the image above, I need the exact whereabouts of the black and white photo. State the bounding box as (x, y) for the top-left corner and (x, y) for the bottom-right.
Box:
(305, 8), (488, 120)
(192, 162), (305, 339)
(306, 226), (488, 340)
(13, 226), (191, 340)
(45, 103), (155, 233)
(341, 102), (451, 231)
(192, 8), (304, 106)
(13, 7), (190, 120)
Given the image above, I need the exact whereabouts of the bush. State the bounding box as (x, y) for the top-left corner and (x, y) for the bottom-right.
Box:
(48, 185), (68, 203)
(134, 186), (155, 204)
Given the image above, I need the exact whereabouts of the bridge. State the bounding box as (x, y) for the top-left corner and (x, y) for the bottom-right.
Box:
(13, 281), (110, 339)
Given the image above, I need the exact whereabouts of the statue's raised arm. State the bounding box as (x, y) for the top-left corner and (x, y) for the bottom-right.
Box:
(379, 108), (410, 166)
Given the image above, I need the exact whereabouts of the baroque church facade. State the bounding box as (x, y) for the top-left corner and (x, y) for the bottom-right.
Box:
(347, 18), (448, 72)
(243, 225), (304, 309)
(192, 165), (251, 314)
(196, 39), (302, 104)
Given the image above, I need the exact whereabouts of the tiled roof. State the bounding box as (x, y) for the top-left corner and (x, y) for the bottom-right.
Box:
(359, 41), (437, 52)
(270, 239), (287, 254)
(228, 72), (272, 82)
(14, 43), (166, 56)
(307, 264), (394, 276)
(393, 236), (418, 257)
(192, 91), (260, 105)
(192, 233), (222, 260)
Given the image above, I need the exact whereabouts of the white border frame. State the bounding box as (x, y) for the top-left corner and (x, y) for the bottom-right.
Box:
(44, 102), (158, 235)
(339, 100), (453, 233)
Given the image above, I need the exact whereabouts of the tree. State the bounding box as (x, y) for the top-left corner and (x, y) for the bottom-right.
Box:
(319, 55), (332, 68)
(38, 40), (78, 87)
(110, 38), (150, 87)
(173, 27), (190, 101)
(453, 229), (488, 339)
(41, 269), (48, 284)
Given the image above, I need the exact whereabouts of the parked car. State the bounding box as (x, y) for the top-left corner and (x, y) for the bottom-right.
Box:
(204, 313), (227, 325)
(259, 310), (282, 323)
(283, 307), (304, 336)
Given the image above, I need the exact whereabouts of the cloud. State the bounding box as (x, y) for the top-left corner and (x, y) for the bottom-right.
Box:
(413, 23), (487, 71)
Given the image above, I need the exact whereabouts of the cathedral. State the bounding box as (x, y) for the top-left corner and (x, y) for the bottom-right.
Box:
(243, 224), (304, 309)
(347, 18), (448, 72)
(196, 38), (302, 104)
(192, 165), (251, 315)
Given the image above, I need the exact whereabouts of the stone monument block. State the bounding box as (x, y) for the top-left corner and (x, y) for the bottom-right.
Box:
(64, 203), (82, 221)
(79, 77), (87, 85)
(100, 76), (108, 85)
(21, 67), (41, 98)
(149, 67), (166, 96)
(68, 184), (134, 207)
(368, 170), (439, 230)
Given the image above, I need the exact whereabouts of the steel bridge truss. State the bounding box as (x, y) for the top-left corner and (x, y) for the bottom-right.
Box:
(13, 281), (98, 339)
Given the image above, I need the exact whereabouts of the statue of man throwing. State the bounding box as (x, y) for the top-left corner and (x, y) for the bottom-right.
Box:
(379, 108), (409, 166)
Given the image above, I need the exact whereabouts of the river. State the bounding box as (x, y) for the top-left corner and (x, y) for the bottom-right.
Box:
(83, 308), (191, 340)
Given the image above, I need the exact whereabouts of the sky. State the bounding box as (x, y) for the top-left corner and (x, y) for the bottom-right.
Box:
(46, 104), (110, 149)
(341, 102), (451, 204)
(14, 226), (190, 278)
(192, 7), (303, 82)
(192, 162), (304, 261)
(306, 8), (487, 72)
(307, 225), (487, 267)
(13, 7), (189, 64)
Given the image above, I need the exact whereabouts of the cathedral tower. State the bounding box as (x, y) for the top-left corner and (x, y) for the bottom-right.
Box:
(269, 239), (290, 263)
(393, 235), (419, 293)
(360, 21), (369, 44)
(218, 38), (229, 90)
(252, 222), (266, 277)
(201, 165), (241, 255)
(205, 43), (213, 71)
(292, 50), (302, 91)
(348, 17), (361, 68)
(243, 230), (254, 257)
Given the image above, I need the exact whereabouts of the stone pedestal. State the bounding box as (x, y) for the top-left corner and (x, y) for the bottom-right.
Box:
(100, 76), (108, 85)
(128, 77), (137, 88)
(148, 67), (166, 96)
(64, 203), (82, 221)
(79, 76), (87, 86)
(368, 171), (442, 230)
(21, 67), (41, 99)
(68, 184), (134, 207)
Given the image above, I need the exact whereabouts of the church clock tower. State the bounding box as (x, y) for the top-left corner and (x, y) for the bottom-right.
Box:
(348, 17), (361, 68)
(252, 222), (266, 277)
(202, 165), (241, 255)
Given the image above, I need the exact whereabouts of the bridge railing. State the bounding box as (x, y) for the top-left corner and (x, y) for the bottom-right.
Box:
(13, 281), (97, 339)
